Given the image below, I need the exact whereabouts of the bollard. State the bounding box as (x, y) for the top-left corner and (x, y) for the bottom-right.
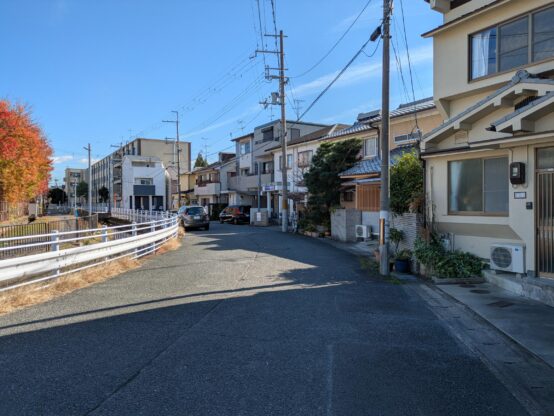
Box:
(51, 230), (60, 276)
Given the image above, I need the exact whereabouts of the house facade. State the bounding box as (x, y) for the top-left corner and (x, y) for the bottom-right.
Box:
(229, 121), (328, 212)
(265, 124), (349, 218)
(194, 152), (236, 207)
(338, 99), (443, 232)
(422, 0), (554, 292)
(121, 155), (167, 211)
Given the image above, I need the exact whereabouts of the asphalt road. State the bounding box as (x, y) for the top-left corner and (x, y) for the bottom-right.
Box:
(0, 223), (528, 415)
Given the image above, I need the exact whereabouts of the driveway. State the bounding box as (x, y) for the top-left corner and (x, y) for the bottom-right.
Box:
(0, 223), (528, 415)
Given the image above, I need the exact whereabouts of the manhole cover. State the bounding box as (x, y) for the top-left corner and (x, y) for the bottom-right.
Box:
(470, 289), (490, 294)
(488, 300), (514, 308)
(459, 284), (476, 288)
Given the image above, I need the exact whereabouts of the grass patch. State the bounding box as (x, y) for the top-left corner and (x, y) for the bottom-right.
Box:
(0, 235), (182, 315)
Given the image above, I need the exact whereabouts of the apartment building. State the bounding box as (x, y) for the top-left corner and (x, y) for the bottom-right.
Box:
(88, 138), (191, 210)
(422, 0), (554, 301)
(64, 168), (86, 207)
(229, 120), (328, 211)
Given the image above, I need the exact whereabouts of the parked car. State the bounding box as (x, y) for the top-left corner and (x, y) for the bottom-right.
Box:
(219, 205), (251, 225)
(178, 206), (210, 230)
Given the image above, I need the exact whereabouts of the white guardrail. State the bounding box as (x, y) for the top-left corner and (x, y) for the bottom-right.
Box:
(0, 208), (179, 291)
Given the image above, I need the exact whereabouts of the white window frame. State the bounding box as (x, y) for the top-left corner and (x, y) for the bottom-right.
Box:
(363, 138), (378, 158)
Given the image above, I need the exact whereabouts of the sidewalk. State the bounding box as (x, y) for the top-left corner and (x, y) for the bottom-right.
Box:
(437, 282), (554, 368)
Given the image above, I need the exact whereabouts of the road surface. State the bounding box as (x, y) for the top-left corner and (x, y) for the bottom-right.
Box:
(0, 223), (528, 415)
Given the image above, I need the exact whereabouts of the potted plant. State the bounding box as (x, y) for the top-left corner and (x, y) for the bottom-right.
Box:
(394, 249), (412, 273)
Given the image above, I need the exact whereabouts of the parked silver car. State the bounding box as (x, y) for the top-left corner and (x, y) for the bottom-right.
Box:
(178, 206), (210, 230)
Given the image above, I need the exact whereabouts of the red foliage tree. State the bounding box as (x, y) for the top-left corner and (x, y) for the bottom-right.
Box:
(0, 100), (52, 203)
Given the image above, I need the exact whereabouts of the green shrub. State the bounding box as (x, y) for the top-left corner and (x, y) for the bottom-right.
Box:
(414, 237), (483, 279)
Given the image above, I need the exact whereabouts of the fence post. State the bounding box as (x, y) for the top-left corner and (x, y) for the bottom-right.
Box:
(101, 225), (108, 243)
(151, 219), (156, 254)
(132, 221), (138, 258)
(51, 230), (60, 276)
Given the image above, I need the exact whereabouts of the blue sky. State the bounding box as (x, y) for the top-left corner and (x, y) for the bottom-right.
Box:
(0, 0), (441, 184)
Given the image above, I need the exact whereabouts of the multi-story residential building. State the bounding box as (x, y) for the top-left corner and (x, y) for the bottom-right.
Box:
(194, 152), (236, 207)
(422, 0), (554, 299)
(338, 98), (442, 231)
(229, 120), (329, 211)
(64, 168), (86, 207)
(89, 138), (191, 210)
(265, 124), (349, 217)
(121, 155), (167, 210)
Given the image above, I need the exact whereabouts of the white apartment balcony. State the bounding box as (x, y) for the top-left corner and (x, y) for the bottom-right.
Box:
(194, 182), (221, 196)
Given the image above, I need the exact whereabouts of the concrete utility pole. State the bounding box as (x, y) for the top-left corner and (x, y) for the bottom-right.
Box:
(84, 143), (92, 215)
(163, 111), (182, 208)
(257, 30), (288, 232)
(278, 30), (288, 233)
(379, 0), (392, 276)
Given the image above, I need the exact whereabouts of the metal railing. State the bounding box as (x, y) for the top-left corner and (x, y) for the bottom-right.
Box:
(0, 209), (179, 291)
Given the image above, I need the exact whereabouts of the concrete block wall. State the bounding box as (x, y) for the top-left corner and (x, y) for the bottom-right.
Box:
(331, 209), (362, 242)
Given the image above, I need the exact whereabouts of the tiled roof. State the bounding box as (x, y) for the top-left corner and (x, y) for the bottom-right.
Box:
(340, 145), (416, 177)
(326, 98), (435, 140)
(423, 70), (554, 141)
(490, 91), (554, 130)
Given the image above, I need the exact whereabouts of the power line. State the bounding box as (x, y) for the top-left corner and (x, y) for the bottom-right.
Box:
(290, 0), (374, 78)
(295, 36), (380, 123)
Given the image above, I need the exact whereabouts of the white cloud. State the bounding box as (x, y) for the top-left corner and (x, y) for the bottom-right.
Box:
(332, 4), (381, 33)
(51, 155), (73, 164)
(292, 44), (433, 97)
(79, 158), (99, 164)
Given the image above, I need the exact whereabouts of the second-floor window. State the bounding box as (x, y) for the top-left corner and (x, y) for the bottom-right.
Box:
(364, 138), (378, 158)
(135, 178), (153, 185)
(262, 127), (274, 142)
(470, 5), (554, 80)
(262, 161), (273, 174)
(240, 141), (251, 155)
(279, 154), (293, 170)
(297, 150), (313, 168)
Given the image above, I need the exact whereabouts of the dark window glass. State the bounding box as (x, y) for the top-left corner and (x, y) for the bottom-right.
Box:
(290, 128), (300, 140)
(499, 17), (529, 72)
(186, 207), (205, 215)
(262, 128), (273, 142)
(533, 7), (554, 62)
(471, 28), (497, 79)
(484, 158), (509, 213)
(537, 147), (554, 170)
(449, 159), (483, 212)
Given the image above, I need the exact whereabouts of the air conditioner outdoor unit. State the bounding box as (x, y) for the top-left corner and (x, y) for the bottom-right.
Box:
(355, 225), (371, 240)
(490, 243), (525, 274)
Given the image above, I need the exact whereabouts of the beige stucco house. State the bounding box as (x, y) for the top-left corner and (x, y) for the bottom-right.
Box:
(422, 0), (554, 299)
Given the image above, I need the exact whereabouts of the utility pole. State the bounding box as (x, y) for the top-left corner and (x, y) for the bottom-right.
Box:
(83, 143), (92, 215)
(257, 30), (288, 232)
(379, 0), (392, 276)
(163, 111), (182, 208)
(278, 30), (288, 233)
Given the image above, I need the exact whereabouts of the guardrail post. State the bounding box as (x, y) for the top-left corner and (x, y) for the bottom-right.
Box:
(132, 221), (137, 258)
(151, 220), (156, 254)
(51, 230), (60, 276)
(101, 225), (108, 243)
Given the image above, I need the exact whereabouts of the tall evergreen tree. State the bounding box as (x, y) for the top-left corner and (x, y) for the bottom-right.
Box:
(303, 139), (362, 226)
(194, 152), (208, 168)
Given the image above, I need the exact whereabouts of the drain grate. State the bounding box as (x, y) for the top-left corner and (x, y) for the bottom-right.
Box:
(470, 289), (490, 294)
(488, 300), (515, 308)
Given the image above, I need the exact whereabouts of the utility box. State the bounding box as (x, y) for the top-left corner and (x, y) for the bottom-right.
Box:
(251, 208), (269, 226)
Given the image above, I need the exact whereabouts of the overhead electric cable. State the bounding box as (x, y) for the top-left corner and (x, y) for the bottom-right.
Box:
(290, 0), (373, 78)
